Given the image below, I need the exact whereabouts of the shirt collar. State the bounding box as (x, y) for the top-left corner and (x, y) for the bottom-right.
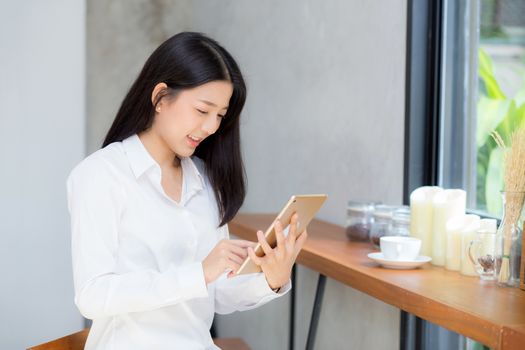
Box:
(122, 133), (205, 191)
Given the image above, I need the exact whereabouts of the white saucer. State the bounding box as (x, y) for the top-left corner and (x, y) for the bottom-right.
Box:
(367, 252), (432, 270)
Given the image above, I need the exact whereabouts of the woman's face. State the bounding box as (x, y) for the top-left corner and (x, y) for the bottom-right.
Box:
(152, 80), (233, 158)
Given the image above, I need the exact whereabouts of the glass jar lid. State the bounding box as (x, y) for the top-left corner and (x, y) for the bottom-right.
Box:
(392, 206), (410, 224)
(372, 204), (397, 220)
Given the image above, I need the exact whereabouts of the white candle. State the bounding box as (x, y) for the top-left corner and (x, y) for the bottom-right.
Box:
(431, 189), (466, 266)
(409, 186), (443, 256)
(460, 215), (481, 276)
(445, 214), (479, 271)
(445, 216), (465, 271)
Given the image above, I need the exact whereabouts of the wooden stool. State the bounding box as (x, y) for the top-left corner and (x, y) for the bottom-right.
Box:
(27, 328), (251, 350)
(212, 337), (251, 350)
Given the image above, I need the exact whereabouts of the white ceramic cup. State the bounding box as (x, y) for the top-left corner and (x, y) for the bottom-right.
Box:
(380, 236), (422, 261)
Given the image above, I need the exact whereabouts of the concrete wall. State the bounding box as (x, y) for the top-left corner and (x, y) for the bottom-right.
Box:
(0, 0), (86, 348)
(190, 2), (406, 349)
(86, 1), (407, 349)
(86, 0), (193, 152)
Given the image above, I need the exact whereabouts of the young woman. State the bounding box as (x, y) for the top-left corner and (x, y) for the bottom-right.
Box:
(66, 31), (308, 349)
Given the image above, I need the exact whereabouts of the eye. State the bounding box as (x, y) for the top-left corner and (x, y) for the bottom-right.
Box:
(218, 114), (225, 119)
(196, 108), (208, 115)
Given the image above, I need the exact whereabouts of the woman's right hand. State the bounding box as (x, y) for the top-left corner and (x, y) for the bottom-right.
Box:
(202, 239), (256, 285)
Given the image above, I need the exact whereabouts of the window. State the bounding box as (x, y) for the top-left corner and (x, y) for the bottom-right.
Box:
(403, 0), (525, 349)
(439, 0), (525, 218)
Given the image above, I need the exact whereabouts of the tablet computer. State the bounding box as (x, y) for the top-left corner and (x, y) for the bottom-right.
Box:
(234, 194), (328, 276)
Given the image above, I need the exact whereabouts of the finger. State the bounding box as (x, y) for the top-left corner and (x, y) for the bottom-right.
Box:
(257, 230), (274, 256)
(248, 246), (263, 266)
(274, 219), (286, 255)
(226, 269), (237, 279)
(228, 252), (245, 265)
(225, 242), (249, 259)
(287, 212), (299, 244)
(229, 239), (258, 248)
(293, 229), (308, 257)
(226, 259), (241, 274)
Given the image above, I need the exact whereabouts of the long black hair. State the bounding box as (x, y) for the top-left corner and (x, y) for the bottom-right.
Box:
(102, 31), (247, 228)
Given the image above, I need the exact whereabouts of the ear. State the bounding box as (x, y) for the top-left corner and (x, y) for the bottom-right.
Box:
(151, 82), (168, 108)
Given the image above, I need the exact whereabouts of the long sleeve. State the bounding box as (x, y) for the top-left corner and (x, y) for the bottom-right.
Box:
(66, 157), (209, 320)
(213, 223), (292, 315)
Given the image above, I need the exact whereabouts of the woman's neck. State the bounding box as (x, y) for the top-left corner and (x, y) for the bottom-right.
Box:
(137, 130), (181, 169)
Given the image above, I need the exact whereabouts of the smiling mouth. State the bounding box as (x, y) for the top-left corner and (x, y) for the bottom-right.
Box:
(187, 135), (202, 147)
(188, 135), (203, 142)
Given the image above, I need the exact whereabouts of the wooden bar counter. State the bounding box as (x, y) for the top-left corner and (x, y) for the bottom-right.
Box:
(229, 213), (525, 350)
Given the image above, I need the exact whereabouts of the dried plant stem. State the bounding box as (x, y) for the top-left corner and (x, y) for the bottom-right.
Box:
(492, 128), (525, 284)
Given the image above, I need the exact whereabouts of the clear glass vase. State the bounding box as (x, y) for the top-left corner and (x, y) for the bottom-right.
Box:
(494, 191), (524, 287)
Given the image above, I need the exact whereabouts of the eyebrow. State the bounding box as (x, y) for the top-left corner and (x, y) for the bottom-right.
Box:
(198, 99), (228, 110)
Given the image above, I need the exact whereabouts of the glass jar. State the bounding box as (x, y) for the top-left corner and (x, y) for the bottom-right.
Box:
(391, 206), (411, 237)
(345, 201), (379, 242)
(369, 205), (396, 247)
(494, 191), (524, 287)
(468, 219), (497, 281)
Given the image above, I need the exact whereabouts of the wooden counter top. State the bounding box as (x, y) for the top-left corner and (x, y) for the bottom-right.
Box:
(230, 213), (525, 350)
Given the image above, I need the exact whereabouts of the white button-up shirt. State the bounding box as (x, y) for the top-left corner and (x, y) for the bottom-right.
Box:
(65, 133), (291, 350)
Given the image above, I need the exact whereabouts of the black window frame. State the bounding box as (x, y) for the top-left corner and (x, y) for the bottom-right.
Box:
(402, 0), (493, 349)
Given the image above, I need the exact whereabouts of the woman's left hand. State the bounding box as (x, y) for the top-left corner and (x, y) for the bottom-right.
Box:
(246, 213), (308, 289)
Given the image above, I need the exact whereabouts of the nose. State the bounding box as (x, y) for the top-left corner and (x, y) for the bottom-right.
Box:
(202, 114), (221, 135)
